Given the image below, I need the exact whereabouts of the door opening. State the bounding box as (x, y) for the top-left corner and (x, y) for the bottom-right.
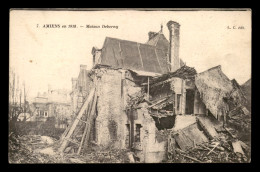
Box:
(185, 89), (195, 114)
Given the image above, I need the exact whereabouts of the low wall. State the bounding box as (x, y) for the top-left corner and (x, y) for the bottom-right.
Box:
(11, 120), (65, 139)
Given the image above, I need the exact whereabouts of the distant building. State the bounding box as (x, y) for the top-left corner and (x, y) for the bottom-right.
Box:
(31, 97), (49, 122)
(70, 65), (93, 114)
(30, 87), (72, 128)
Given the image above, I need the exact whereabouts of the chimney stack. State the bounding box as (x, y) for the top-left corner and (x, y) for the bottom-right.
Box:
(167, 21), (180, 72)
(91, 47), (102, 66)
(148, 32), (158, 40)
(71, 78), (77, 90)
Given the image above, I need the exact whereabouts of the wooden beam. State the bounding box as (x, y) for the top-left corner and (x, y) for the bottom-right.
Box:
(148, 97), (168, 108)
(84, 93), (98, 146)
(76, 118), (87, 124)
(59, 88), (95, 153)
(77, 92), (98, 155)
(199, 144), (218, 155)
(181, 154), (203, 163)
(63, 138), (80, 146)
(147, 77), (150, 101)
(207, 142), (220, 155)
(60, 120), (72, 141)
(150, 77), (175, 88)
(60, 109), (81, 141)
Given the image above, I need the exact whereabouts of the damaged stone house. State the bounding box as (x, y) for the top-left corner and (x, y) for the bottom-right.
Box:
(61, 20), (250, 163)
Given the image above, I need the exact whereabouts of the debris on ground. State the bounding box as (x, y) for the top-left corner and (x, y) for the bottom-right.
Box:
(227, 105), (251, 141)
(36, 147), (56, 156)
(9, 132), (130, 163)
(9, 133), (64, 163)
(167, 132), (251, 163)
(41, 136), (55, 145)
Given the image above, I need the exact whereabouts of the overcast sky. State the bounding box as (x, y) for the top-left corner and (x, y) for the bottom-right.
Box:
(10, 10), (251, 98)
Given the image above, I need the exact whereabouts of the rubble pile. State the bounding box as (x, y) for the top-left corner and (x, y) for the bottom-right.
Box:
(72, 141), (130, 163)
(168, 133), (251, 163)
(80, 149), (129, 163)
(228, 106), (251, 134)
(150, 65), (197, 85)
(8, 133), (63, 163)
(126, 90), (147, 110)
(9, 132), (130, 163)
(58, 142), (130, 163)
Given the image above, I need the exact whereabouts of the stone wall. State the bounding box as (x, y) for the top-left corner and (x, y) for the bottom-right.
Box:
(94, 69), (128, 149)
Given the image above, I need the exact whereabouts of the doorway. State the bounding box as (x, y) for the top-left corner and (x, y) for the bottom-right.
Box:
(185, 89), (195, 114)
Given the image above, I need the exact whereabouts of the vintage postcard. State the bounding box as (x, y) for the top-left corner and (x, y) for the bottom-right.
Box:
(9, 8), (251, 163)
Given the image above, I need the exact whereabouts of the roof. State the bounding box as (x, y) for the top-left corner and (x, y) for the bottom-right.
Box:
(195, 65), (234, 119)
(99, 37), (170, 74)
(98, 32), (187, 73)
(196, 65), (233, 91)
(77, 68), (90, 89)
(146, 32), (160, 46)
(146, 32), (185, 66)
(146, 33), (169, 53)
(231, 79), (241, 89)
(231, 79), (247, 101)
(242, 78), (251, 87)
(241, 78), (251, 111)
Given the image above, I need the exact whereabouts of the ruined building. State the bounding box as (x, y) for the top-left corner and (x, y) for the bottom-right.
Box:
(62, 20), (250, 163)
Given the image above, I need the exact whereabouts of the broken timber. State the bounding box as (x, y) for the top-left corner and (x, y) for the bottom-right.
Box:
(77, 91), (98, 154)
(148, 97), (168, 108)
(59, 88), (96, 153)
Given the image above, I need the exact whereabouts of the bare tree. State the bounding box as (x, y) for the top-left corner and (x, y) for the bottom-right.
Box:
(9, 68), (30, 129)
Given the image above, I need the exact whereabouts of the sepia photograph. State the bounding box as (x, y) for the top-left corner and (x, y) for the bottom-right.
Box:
(9, 8), (251, 163)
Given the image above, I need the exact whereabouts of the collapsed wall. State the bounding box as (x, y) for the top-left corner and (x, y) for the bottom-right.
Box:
(195, 66), (233, 121)
(195, 65), (250, 131)
(129, 104), (170, 163)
